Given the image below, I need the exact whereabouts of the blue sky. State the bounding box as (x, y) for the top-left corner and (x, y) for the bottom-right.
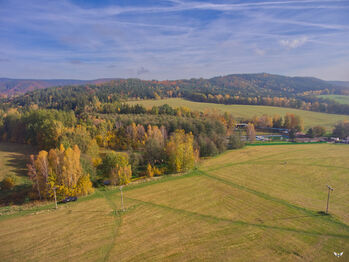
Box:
(0, 0), (348, 80)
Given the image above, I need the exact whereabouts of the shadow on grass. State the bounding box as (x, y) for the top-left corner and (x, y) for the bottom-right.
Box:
(0, 142), (37, 177)
(0, 142), (38, 206)
(5, 153), (30, 177)
(0, 184), (32, 205)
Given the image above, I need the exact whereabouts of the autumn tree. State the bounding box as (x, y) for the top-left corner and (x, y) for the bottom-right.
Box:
(284, 113), (303, 132)
(332, 120), (349, 138)
(166, 129), (195, 173)
(272, 115), (283, 128)
(1, 175), (17, 190)
(253, 115), (273, 128)
(146, 163), (154, 178)
(33, 150), (50, 199)
(98, 152), (132, 185)
(144, 125), (166, 164)
(28, 145), (93, 200)
(307, 126), (326, 138)
(247, 123), (256, 142)
(110, 164), (132, 185)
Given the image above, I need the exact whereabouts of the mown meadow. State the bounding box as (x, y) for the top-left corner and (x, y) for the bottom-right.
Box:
(0, 143), (348, 261)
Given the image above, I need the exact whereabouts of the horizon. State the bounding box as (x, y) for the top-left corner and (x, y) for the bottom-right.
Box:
(1, 0), (349, 81)
(0, 72), (348, 82)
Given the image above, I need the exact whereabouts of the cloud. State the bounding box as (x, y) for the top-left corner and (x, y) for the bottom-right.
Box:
(254, 48), (266, 56)
(0, 0), (348, 80)
(279, 37), (308, 49)
(137, 66), (149, 75)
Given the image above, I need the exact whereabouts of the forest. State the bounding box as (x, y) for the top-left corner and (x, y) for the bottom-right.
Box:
(1, 74), (349, 115)
(1, 75), (349, 203)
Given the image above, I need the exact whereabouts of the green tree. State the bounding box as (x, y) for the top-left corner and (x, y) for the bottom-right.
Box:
(307, 126), (326, 138)
(332, 121), (349, 138)
(98, 152), (132, 185)
(228, 132), (245, 149)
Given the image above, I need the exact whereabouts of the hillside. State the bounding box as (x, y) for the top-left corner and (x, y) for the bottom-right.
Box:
(328, 81), (349, 88)
(207, 73), (335, 96)
(1, 144), (348, 261)
(318, 95), (349, 105)
(3, 73), (349, 115)
(0, 73), (339, 96)
(0, 78), (118, 96)
(128, 98), (349, 130)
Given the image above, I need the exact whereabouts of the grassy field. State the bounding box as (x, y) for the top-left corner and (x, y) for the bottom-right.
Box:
(318, 95), (349, 105)
(128, 98), (349, 130)
(0, 143), (37, 205)
(0, 143), (348, 261)
(0, 142), (36, 184)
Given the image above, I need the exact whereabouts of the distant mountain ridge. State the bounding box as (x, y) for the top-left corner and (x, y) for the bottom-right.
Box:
(328, 81), (349, 88)
(0, 78), (119, 95)
(5, 73), (349, 115)
(0, 73), (347, 96)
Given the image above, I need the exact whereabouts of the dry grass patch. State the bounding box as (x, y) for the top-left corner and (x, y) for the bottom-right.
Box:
(1, 143), (349, 261)
(0, 198), (115, 262)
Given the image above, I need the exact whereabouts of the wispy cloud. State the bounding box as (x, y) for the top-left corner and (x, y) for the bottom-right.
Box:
(254, 48), (266, 56)
(0, 0), (348, 80)
(280, 37), (308, 49)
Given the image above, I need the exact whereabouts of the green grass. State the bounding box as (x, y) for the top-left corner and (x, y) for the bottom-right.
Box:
(318, 94), (349, 105)
(128, 98), (349, 129)
(0, 144), (349, 261)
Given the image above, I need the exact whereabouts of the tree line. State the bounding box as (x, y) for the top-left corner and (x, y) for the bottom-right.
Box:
(2, 75), (349, 115)
(2, 101), (348, 203)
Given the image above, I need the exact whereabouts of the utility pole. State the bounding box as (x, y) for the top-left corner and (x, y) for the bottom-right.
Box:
(326, 185), (333, 214)
(53, 187), (58, 209)
(120, 186), (125, 211)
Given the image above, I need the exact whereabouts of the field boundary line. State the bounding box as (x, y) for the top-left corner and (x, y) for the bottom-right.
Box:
(232, 160), (349, 171)
(101, 191), (123, 262)
(198, 169), (349, 230)
(124, 196), (349, 239)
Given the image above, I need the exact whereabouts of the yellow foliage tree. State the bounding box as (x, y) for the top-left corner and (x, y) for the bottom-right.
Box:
(110, 164), (132, 185)
(146, 163), (154, 177)
(166, 129), (195, 173)
(28, 144), (94, 200)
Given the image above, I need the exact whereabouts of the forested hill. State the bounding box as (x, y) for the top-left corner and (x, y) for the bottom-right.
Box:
(0, 78), (118, 96)
(0, 73), (345, 96)
(328, 81), (349, 89)
(208, 74), (337, 95)
(2, 73), (349, 115)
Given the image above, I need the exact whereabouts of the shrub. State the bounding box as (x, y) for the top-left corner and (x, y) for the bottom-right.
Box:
(1, 175), (16, 190)
(228, 134), (245, 149)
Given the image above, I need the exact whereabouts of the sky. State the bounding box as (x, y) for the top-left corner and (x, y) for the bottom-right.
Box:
(0, 0), (349, 80)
